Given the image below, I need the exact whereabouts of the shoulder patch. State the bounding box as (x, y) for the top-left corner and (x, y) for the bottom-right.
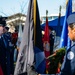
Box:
(67, 51), (74, 60)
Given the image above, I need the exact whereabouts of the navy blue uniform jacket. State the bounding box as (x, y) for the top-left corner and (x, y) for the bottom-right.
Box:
(59, 43), (75, 75)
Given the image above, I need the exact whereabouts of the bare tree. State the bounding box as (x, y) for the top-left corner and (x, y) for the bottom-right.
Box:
(0, 8), (8, 16)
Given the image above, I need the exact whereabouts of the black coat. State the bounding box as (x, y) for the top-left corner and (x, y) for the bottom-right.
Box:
(0, 33), (14, 75)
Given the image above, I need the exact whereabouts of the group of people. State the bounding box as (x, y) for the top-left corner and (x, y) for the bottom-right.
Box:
(41, 13), (75, 75)
(57, 13), (75, 75)
(0, 12), (75, 75)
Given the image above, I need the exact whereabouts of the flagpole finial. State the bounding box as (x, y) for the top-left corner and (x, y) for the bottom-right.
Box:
(59, 6), (61, 13)
(59, 6), (61, 16)
(66, 0), (68, 7)
(46, 10), (48, 16)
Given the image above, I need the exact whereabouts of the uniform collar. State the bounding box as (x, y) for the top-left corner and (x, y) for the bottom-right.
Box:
(71, 41), (75, 46)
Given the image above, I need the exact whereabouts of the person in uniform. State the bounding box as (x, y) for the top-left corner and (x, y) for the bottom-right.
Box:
(0, 19), (14, 75)
(3, 26), (14, 75)
(50, 30), (55, 55)
(58, 13), (75, 75)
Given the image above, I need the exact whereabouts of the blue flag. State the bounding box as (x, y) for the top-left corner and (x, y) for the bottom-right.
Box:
(59, 0), (72, 49)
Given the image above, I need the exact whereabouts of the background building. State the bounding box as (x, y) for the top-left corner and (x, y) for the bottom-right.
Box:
(41, 14), (59, 24)
(6, 13), (26, 33)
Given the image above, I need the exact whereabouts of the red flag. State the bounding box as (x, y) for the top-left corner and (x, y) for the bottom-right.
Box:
(43, 13), (50, 73)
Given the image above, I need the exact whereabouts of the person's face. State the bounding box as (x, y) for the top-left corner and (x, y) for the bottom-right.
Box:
(0, 26), (3, 36)
(68, 26), (75, 41)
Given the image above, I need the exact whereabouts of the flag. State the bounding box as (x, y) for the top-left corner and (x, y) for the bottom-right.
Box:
(43, 10), (50, 73)
(18, 23), (23, 43)
(56, 6), (61, 73)
(59, 0), (72, 49)
(14, 0), (46, 75)
(14, 23), (23, 62)
(16, 23), (23, 50)
(33, 0), (46, 74)
(57, 6), (61, 36)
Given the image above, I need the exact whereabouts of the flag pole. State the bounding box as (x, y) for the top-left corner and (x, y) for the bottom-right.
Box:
(59, 6), (61, 16)
(34, 0), (36, 45)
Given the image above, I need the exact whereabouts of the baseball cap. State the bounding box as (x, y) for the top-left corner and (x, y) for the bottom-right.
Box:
(67, 12), (75, 25)
(0, 17), (6, 27)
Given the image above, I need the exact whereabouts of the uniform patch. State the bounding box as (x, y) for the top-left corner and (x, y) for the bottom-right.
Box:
(67, 51), (74, 60)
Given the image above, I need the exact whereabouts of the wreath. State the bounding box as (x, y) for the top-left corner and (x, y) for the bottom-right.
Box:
(47, 47), (66, 74)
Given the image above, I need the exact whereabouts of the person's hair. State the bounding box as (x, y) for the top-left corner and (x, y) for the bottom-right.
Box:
(69, 23), (75, 30)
